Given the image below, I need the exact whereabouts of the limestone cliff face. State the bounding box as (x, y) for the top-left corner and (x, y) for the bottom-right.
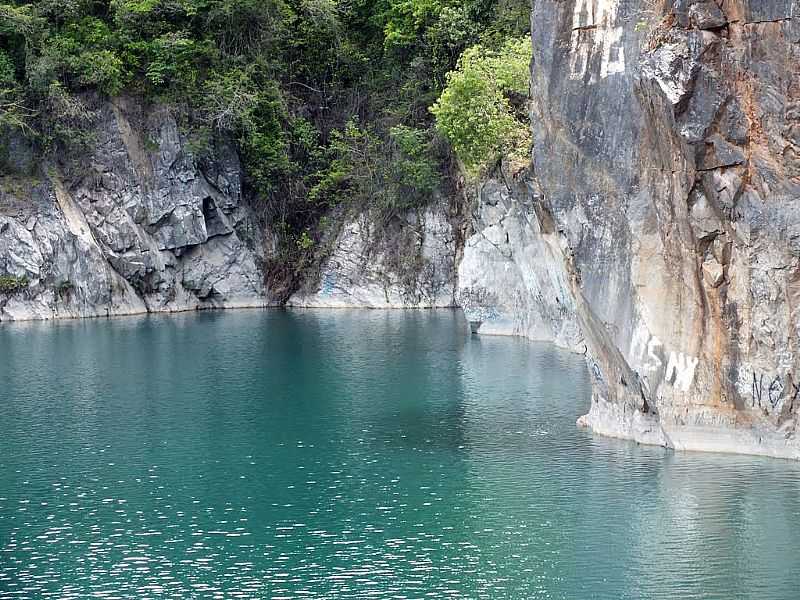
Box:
(513, 0), (800, 458)
(457, 170), (583, 347)
(0, 97), (465, 319)
(0, 98), (272, 320)
(287, 202), (462, 309)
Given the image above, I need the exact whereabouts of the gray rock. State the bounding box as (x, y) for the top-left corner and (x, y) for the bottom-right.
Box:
(288, 204), (460, 309)
(510, 0), (800, 459)
(695, 134), (746, 170)
(456, 168), (582, 348)
(722, 0), (798, 24)
(0, 97), (272, 321)
(689, 2), (728, 29)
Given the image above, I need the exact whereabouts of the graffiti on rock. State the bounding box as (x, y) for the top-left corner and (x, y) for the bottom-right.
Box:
(569, 0), (626, 82)
(665, 352), (700, 393)
(751, 372), (799, 412)
(630, 327), (698, 392)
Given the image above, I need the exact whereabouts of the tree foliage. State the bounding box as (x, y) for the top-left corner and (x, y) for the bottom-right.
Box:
(0, 0), (531, 283)
(309, 119), (439, 218)
(431, 36), (531, 174)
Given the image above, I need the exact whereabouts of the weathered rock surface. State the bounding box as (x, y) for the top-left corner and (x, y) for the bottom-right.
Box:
(0, 98), (272, 321)
(456, 171), (582, 347)
(519, 0), (800, 458)
(288, 204), (461, 309)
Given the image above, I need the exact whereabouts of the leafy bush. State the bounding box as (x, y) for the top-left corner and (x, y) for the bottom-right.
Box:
(389, 125), (438, 196)
(0, 48), (14, 84)
(0, 274), (29, 293)
(0, 0), (530, 175)
(309, 119), (439, 218)
(431, 36), (531, 174)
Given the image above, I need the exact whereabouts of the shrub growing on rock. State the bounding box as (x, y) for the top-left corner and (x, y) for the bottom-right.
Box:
(0, 274), (29, 293)
(431, 36), (531, 175)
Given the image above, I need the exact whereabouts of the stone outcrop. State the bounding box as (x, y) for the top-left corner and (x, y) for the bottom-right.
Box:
(514, 0), (800, 458)
(0, 98), (272, 320)
(288, 203), (461, 309)
(457, 171), (583, 347)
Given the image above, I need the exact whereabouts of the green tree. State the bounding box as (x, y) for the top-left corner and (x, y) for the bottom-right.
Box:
(430, 35), (531, 174)
(0, 0), (532, 289)
(310, 119), (439, 218)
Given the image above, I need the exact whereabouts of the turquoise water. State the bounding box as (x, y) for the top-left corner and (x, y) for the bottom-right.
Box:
(1, 310), (800, 599)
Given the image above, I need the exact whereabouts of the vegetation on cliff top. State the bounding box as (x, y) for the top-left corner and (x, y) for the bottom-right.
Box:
(0, 0), (530, 290)
(431, 35), (531, 174)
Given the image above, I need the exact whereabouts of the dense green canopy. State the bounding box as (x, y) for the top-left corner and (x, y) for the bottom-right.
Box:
(0, 0), (530, 278)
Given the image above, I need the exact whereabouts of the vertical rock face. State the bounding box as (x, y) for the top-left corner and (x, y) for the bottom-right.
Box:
(288, 204), (462, 309)
(522, 0), (800, 457)
(456, 172), (583, 348)
(0, 98), (271, 320)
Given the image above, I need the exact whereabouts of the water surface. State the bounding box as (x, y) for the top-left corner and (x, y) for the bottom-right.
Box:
(1, 310), (799, 599)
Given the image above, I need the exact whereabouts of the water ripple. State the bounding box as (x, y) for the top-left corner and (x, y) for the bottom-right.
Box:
(1, 310), (799, 599)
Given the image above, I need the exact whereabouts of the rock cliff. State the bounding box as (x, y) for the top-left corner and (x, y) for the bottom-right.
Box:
(2, 0), (799, 459)
(457, 169), (583, 346)
(0, 98), (271, 320)
(0, 97), (465, 320)
(288, 202), (463, 309)
(514, 0), (800, 458)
